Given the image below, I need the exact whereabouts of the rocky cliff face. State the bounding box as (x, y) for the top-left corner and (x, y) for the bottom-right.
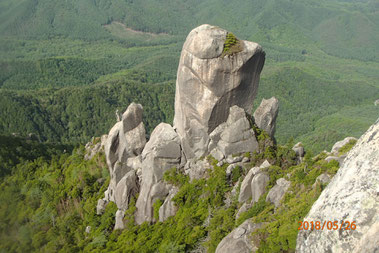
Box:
(96, 24), (279, 228)
(296, 119), (379, 253)
(173, 24), (265, 159)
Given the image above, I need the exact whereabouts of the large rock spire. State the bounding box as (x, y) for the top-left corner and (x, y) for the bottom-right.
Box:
(173, 24), (265, 159)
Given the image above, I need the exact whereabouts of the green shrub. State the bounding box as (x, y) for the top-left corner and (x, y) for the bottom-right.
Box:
(221, 32), (243, 57)
(163, 167), (188, 187)
(231, 166), (242, 183)
(153, 199), (164, 221)
(338, 139), (357, 155)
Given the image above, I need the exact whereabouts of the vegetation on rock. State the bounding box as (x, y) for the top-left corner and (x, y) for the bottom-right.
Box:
(221, 32), (243, 57)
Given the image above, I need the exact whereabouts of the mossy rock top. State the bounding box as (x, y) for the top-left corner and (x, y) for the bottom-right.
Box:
(222, 32), (243, 57)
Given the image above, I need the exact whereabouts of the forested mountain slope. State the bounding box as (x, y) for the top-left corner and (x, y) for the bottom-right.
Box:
(1, 0), (378, 60)
(0, 0), (378, 152)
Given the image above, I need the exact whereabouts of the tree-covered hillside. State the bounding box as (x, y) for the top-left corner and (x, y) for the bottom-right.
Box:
(0, 125), (358, 252)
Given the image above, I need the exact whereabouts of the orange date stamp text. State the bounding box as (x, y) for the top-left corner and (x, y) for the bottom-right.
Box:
(298, 220), (357, 231)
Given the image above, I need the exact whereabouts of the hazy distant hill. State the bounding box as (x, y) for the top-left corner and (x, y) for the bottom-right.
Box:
(1, 0), (378, 61)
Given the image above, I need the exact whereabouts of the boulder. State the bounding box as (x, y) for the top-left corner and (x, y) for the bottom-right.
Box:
(325, 155), (347, 165)
(312, 173), (331, 188)
(187, 159), (213, 181)
(242, 157), (250, 163)
(104, 103), (146, 202)
(114, 170), (139, 211)
(331, 136), (357, 154)
(96, 198), (108, 215)
(292, 142), (304, 159)
(210, 148), (224, 161)
(226, 155), (243, 164)
(84, 135), (107, 160)
(135, 123), (182, 224)
(239, 160), (271, 203)
(210, 106), (259, 158)
(215, 219), (264, 253)
(266, 178), (291, 207)
(173, 24), (265, 159)
(159, 187), (179, 222)
(217, 160), (225, 167)
(251, 172), (270, 203)
(114, 210), (125, 230)
(85, 226), (91, 234)
(296, 120), (379, 253)
(238, 167), (261, 203)
(259, 160), (271, 169)
(253, 97), (279, 138)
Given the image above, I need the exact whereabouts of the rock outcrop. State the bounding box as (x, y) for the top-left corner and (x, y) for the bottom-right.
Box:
(239, 166), (261, 203)
(330, 136), (357, 154)
(208, 106), (259, 159)
(135, 123), (182, 224)
(251, 172), (270, 203)
(104, 103), (146, 202)
(97, 24), (267, 229)
(312, 173), (331, 188)
(159, 186), (179, 222)
(296, 119), (379, 253)
(266, 178), (291, 208)
(97, 103), (146, 215)
(114, 170), (139, 211)
(253, 97), (279, 139)
(215, 219), (264, 253)
(292, 142), (304, 164)
(173, 24), (265, 159)
(238, 160), (270, 203)
(84, 135), (108, 160)
(114, 210), (125, 230)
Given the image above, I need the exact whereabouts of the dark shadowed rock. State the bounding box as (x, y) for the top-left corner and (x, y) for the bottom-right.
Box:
(296, 120), (379, 253)
(174, 24), (265, 159)
(253, 97), (279, 139)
